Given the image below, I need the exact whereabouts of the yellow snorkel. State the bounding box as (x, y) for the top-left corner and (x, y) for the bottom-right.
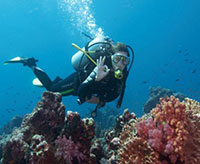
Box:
(72, 43), (123, 80)
(72, 43), (97, 66)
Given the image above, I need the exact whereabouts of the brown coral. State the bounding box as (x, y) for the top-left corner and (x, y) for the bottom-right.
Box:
(183, 98), (200, 164)
(117, 137), (161, 164)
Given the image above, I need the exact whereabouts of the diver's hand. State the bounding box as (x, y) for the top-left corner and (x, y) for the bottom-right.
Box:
(86, 96), (100, 104)
(95, 56), (110, 81)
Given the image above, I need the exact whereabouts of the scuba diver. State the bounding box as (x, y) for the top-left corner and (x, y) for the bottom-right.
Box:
(4, 35), (134, 117)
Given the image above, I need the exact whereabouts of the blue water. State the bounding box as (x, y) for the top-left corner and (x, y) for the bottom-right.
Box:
(0, 0), (200, 126)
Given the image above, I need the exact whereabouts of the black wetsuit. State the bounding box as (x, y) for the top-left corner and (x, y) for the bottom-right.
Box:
(33, 68), (86, 96)
(32, 57), (124, 105)
(77, 68), (123, 104)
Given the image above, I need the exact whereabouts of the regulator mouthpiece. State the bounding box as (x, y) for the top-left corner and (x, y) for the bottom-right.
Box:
(114, 69), (123, 80)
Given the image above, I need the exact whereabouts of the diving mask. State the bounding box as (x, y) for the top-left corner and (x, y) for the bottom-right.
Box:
(111, 52), (130, 66)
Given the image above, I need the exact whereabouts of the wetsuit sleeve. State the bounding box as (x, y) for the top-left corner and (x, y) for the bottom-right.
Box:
(77, 67), (98, 103)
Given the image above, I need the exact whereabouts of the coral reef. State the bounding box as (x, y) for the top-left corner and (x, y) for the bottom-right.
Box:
(137, 96), (188, 163)
(55, 135), (86, 164)
(104, 109), (137, 163)
(114, 96), (200, 164)
(93, 105), (120, 138)
(117, 137), (160, 164)
(143, 86), (185, 113)
(0, 116), (23, 161)
(1, 90), (200, 164)
(1, 91), (96, 164)
(0, 116), (23, 135)
(183, 98), (200, 163)
(90, 139), (104, 163)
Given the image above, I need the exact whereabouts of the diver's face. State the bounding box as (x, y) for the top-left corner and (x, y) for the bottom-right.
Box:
(111, 51), (129, 71)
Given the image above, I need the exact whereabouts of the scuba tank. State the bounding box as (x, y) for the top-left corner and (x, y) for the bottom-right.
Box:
(71, 36), (112, 72)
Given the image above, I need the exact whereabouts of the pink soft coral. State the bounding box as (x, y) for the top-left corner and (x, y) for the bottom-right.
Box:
(136, 96), (188, 163)
(55, 135), (86, 164)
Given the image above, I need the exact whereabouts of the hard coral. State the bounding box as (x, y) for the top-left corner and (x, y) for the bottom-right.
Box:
(3, 136), (28, 164)
(29, 134), (56, 164)
(2, 92), (96, 164)
(62, 112), (95, 156)
(117, 137), (161, 164)
(183, 98), (200, 163)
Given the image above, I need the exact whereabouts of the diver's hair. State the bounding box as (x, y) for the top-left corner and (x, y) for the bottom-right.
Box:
(111, 42), (129, 56)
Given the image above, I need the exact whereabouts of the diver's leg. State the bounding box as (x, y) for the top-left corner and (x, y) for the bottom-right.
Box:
(49, 72), (80, 96)
(32, 67), (53, 90)
(32, 66), (77, 95)
(4, 56), (55, 90)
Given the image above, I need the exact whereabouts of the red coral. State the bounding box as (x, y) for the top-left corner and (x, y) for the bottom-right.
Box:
(114, 97), (200, 164)
(55, 135), (86, 164)
(136, 96), (188, 163)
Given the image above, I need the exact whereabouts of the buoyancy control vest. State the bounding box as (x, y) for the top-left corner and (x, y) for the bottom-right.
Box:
(71, 36), (113, 73)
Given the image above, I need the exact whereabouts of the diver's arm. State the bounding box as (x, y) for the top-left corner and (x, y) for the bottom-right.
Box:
(77, 68), (98, 104)
(77, 57), (109, 102)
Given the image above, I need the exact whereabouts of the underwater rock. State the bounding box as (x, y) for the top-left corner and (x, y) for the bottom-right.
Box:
(110, 137), (120, 150)
(90, 139), (104, 163)
(143, 86), (186, 113)
(60, 111), (96, 163)
(93, 105), (120, 138)
(0, 134), (12, 162)
(0, 116), (23, 135)
(104, 109), (137, 160)
(2, 91), (65, 163)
